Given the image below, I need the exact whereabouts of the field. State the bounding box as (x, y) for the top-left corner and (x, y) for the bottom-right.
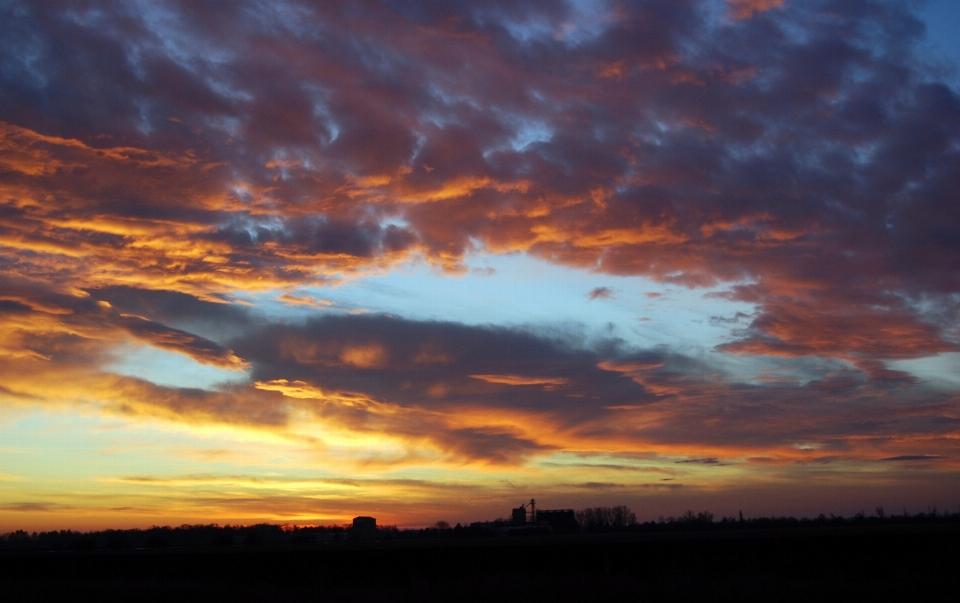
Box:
(2, 523), (958, 602)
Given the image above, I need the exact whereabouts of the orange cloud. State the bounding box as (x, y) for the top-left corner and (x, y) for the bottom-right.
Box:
(0, 122), (198, 176)
(340, 344), (388, 368)
(718, 302), (956, 360)
(469, 374), (570, 386)
(277, 294), (334, 308)
(726, 0), (784, 20)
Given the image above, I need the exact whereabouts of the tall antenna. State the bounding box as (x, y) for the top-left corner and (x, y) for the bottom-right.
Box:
(529, 498), (536, 523)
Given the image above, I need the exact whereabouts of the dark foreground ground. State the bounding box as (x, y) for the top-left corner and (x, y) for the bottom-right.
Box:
(2, 524), (958, 602)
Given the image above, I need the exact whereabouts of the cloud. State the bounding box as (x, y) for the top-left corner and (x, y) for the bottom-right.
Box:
(726, 0), (784, 20)
(469, 374), (570, 386)
(880, 455), (945, 462)
(116, 313), (249, 370)
(1, 281), (958, 487)
(225, 312), (960, 465)
(587, 287), (615, 300)
(675, 457), (721, 464)
(1, 0), (960, 522)
(0, 0), (956, 370)
(575, 482), (625, 490)
(277, 294), (334, 309)
(0, 502), (74, 513)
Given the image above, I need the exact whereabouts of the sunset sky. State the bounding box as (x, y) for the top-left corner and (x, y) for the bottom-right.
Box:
(2, 0), (959, 532)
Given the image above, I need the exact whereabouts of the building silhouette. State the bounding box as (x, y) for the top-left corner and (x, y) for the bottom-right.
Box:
(536, 509), (578, 533)
(512, 506), (527, 525)
(352, 516), (376, 534)
(470, 500), (580, 535)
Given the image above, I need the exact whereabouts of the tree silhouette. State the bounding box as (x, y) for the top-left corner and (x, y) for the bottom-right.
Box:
(575, 506), (637, 532)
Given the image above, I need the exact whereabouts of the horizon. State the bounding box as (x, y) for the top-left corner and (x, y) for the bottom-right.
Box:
(5, 501), (956, 536)
(2, 0), (959, 533)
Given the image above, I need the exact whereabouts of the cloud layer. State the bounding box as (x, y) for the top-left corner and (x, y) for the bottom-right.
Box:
(3, 0), (957, 361)
(1, 0), (959, 526)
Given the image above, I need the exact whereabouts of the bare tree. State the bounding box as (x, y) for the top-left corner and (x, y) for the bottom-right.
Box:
(575, 506), (637, 531)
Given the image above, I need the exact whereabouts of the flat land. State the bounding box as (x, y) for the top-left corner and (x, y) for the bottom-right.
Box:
(2, 524), (958, 602)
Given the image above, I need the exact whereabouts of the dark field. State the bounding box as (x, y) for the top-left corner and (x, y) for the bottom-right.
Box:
(2, 524), (958, 602)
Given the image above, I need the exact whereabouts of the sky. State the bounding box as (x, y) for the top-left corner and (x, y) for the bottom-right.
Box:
(1, 0), (959, 532)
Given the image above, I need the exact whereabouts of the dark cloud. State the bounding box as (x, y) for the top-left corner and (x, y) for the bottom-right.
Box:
(880, 455), (945, 462)
(0, 502), (72, 513)
(575, 482), (625, 490)
(0, 299), (33, 315)
(232, 312), (654, 414)
(90, 286), (251, 337)
(587, 286), (615, 300)
(709, 312), (752, 326)
(116, 313), (247, 369)
(208, 215), (418, 259)
(675, 457), (721, 464)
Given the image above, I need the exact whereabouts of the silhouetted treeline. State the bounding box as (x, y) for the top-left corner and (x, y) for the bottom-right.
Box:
(578, 506), (960, 534)
(3, 506), (959, 551)
(0, 523), (378, 551)
(576, 505), (637, 531)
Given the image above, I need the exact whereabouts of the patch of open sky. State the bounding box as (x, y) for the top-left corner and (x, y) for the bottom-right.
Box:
(850, 142), (878, 166)
(698, 0), (730, 27)
(920, 0), (960, 85)
(66, 4), (148, 80)
(238, 214), (286, 243)
(421, 87), (479, 129)
(555, 0), (615, 47)
(409, 134), (427, 163)
(132, 98), (156, 136)
(7, 34), (50, 89)
(208, 115), (244, 138)
(62, 4), (110, 29)
(244, 0), (317, 39)
(378, 215), (411, 230)
(104, 345), (249, 391)
(429, 83), (484, 113)
(0, 411), (297, 485)
(327, 119), (341, 143)
(229, 183), (255, 204)
(355, 42), (410, 82)
(0, 411), (125, 484)
(673, 2), (721, 65)
(132, 2), (245, 100)
(889, 353), (960, 390)
(889, 290), (959, 335)
(125, 27), (245, 107)
(502, 16), (556, 45)
(134, 0), (208, 66)
(204, 73), (254, 104)
(509, 117), (553, 151)
(270, 252), (759, 357)
(772, 1), (815, 47)
(638, 121), (670, 147)
(304, 85), (339, 143)
(726, 135), (779, 163)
